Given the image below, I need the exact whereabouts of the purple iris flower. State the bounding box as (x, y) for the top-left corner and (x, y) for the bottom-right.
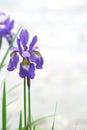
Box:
(7, 29), (44, 79)
(0, 12), (14, 44)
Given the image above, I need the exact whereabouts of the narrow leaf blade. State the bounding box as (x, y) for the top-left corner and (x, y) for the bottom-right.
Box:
(2, 81), (6, 130)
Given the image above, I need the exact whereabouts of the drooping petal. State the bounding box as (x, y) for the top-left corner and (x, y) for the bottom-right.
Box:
(30, 51), (44, 69)
(19, 63), (35, 79)
(7, 53), (19, 71)
(29, 35), (38, 51)
(20, 29), (29, 48)
(0, 27), (7, 36)
(35, 56), (44, 69)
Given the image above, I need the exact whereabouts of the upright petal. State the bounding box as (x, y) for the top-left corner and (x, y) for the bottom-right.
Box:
(20, 29), (29, 48)
(17, 38), (22, 53)
(6, 20), (14, 31)
(7, 53), (19, 71)
(29, 35), (38, 51)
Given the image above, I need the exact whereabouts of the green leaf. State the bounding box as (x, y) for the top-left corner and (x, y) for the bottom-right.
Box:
(32, 117), (36, 130)
(15, 114), (56, 130)
(16, 127), (45, 130)
(2, 81), (6, 130)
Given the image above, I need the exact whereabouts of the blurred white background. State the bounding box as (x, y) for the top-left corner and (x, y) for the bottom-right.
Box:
(1, 0), (87, 130)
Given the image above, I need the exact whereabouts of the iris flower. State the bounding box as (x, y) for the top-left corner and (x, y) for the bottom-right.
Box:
(0, 12), (14, 45)
(7, 29), (44, 79)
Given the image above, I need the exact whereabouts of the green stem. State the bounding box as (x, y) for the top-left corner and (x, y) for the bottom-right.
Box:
(24, 78), (26, 130)
(27, 77), (32, 130)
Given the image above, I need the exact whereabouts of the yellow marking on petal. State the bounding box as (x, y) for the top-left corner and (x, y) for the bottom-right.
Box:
(21, 58), (30, 65)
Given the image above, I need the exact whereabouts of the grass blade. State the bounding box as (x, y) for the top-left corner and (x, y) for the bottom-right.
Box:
(7, 98), (18, 106)
(51, 103), (57, 130)
(32, 117), (36, 130)
(31, 114), (56, 125)
(2, 81), (6, 130)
